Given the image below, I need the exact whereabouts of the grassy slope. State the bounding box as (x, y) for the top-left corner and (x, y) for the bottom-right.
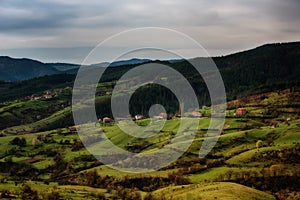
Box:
(0, 181), (110, 200)
(0, 88), (299, 199)
(2, 107), (72, 134)
(152, 182), (276, 200)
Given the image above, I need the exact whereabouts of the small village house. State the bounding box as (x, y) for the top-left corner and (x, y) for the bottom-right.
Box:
(31, 94), (42, 100)
(103, 117), (113, 124)
(236, 107), (247, 116)
(191, 111), (201, 118)
(135, 114), (144, 120)
(159, 112), (168, 119)
(153, 115), (164, 120)
(43, 91), (53, 99)
(69, 125), (81, 132)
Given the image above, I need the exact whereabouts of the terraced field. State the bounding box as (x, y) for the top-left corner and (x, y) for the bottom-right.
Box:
(0, 89), (299, 199)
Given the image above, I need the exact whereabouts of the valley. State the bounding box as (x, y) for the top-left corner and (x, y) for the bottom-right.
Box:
(0, 42), (299, 199)
(0, 87), (299, 199)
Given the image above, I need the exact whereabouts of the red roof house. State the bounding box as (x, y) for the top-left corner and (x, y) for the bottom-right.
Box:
(236, 108), (247, 116)
(103, 117), (113, 123)
(43, 92), (53, 99)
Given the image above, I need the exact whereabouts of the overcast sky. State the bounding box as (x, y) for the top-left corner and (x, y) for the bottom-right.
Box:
(0, 0), (299, 63)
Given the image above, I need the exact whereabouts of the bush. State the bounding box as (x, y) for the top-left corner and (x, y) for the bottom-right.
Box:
(71, 141), (84, 151)
(96, 193), (106, 200)
(167, 172), (190, 185)
(1, 190), (13, 198)
(10, 137), (26, 147)
(256, 140), (263, 149)
(144, 193), (155, 200)
(19, 184), (38, 200)
(42, 188), (61, 200)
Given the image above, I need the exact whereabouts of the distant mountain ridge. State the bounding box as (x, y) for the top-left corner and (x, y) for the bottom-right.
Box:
(48, 63), (80, 72)
(109, 58), (152, 67)
(0, 57), (153, 81)
(0, 56), (60, 81)
(0, 41), (299, 103)
(0, 41), (300, 82)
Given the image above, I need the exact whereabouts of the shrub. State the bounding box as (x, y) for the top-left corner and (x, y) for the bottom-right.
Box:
(144, 193), (155, 200)
(19, 184), (38, 200)
(42, 188), (61, 200)
(256, 140), (263, 149)
(71, 141), (84, 151)
(10, 137), (26, 147)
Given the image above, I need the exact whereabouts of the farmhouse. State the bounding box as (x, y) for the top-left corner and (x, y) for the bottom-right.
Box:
(30, 91), (53, 100)
(135, 114), (145, 120)
(159, 112), (168, 119)
(43, 91), (53, 99)
(191, 111), (201, 118)
(103, 117), (113, 124)
(236, 107), (247, 116)
(153, 115), (164, 120)
(69, 125), (81, 132)
(31, 94), (42, 100)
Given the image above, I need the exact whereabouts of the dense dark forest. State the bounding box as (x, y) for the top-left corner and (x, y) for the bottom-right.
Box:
(1, 42), (299, 118)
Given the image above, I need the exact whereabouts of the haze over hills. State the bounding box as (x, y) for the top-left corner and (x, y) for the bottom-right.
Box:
(0, 57), (153, 81)
(47, 63), (80, 72)
(1, 0), (299, 198)
(0, 41), (299, 82)
(0, 41), (299, 103)
(0, 42), (299, 200)
(0, 41), (300, 106)
(0, 56), (61, 81)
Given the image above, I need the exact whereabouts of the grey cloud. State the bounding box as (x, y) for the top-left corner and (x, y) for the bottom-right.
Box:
(0, 0), (299, 62)
(1, 0), (299, 31)
(0, 0), (226, 32)
(0, 0), (79, 31)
